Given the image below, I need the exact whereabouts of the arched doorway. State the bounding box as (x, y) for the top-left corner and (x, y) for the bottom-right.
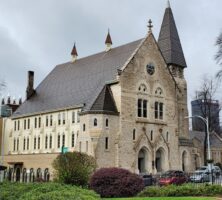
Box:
(182, 151), (189, 172)
(155, 148), (165, 173)
(138, 148), (148, 173)
(194, 154), (200, 170)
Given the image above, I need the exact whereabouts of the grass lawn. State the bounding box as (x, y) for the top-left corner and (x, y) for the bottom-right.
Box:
(106, 197), (217, 200)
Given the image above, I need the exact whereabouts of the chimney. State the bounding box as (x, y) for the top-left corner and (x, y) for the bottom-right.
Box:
(26, 71), (35, 100)
(71, 43), (78, 63)
(105, 29), (112, 52)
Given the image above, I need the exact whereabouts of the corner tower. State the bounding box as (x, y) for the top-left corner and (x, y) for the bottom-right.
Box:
(159, 1), (189, 139)
(158, 1), (187, 78)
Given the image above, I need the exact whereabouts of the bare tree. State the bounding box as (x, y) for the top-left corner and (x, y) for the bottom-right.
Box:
(192, 76), (221, 164)
(215, 32), (222, 78)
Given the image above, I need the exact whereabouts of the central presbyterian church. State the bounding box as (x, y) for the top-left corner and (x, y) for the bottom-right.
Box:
(3, 2), (202, 175)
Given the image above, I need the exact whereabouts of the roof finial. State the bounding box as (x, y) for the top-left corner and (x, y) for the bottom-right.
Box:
(167, 0), (171, 8)
(105, 29), (112, 52)
(71, 42), (78, 63)
(147, 19), (153, 33)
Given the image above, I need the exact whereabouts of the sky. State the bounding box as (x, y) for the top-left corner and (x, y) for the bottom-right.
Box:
(0, 0), (222, 115)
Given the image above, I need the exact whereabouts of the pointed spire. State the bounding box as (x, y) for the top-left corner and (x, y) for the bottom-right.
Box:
(71, 42), (78, 62)
(105, 29), (112, 52)
(1, 98), (5, 105)
(19, 96), (22, 105)
(158, 2), (187, 68)
(167, 0), (171, 8)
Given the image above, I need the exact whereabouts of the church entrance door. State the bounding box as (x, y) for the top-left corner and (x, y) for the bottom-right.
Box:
(155, 148), (165, 172)
(138, 148), (148, 173)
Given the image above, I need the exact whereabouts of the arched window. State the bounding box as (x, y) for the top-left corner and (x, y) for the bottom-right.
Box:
(94, 118), (97, 126)
(138, 84), (147, 93)
(150, 130), (153, 141)
(83, 124), (86, 132)
(50, 115), (53, 126)
(133, 129), (136, 140)
(105, 118), (109, 127)
(155, 87), (163, 96)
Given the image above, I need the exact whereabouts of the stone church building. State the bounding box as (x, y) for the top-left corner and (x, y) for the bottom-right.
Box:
(2, 2), (201, 175)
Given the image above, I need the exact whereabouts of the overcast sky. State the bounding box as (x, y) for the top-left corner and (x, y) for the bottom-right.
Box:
(0, 0), (222, 114)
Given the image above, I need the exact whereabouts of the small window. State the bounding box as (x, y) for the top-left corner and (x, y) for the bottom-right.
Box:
(62, 113), (65, 125)
(17, 120), (20, 131)
(138, 99), (142, 117)
(72, 132), (75, 147)
(62, 134), (65, 146)
(94, 118), (97, 126)
(17, 138), (19, 151)
(166, 132), (169, 142)
(83, 124), (86, 132)
(50, 115), (53, 126)
(72, 111), (75, 123)
(58, 114), (61, 125)
(24, 119), (26, 130)
(38, 136), (41, 149)
(105, 119), (109, 127)
(49, 135), (52, 149)
(57, 134), (61, 148)
(143, 100), (147, 118)
(34, 137), (37, 150)
(45, 135), (48, 149)
(105, 137), (109, 150)
(27, 137), (29, 150)
(23, 137), (26, 150)
(13, 138), (16, 151)
(46, 116), (49, 127)
(14, 121), (16, 131)
(27, 119), (30, 129)
(34, 118), (37, 128)
(150, 130), (153, 141)
(38, 117), (41, 128)
(133, 129), (136, 140)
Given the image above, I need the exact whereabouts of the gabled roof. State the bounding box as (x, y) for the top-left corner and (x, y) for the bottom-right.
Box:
(13, 39), (142, 118)
(158, 4), (187, 68)
(89, 85), (118, 114)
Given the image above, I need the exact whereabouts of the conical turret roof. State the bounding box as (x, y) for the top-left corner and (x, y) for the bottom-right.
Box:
(158, 2), (187, 68)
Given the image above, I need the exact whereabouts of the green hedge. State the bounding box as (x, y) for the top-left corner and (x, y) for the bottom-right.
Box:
(138, 183), (222, 197)
(0, 182), (100, 200)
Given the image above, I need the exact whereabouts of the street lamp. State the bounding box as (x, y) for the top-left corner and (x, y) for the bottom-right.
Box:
(185, 115), (213, 182)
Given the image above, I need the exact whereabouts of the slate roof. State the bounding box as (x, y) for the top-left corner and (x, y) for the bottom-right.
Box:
(89, 85), (118, 114)
(158, 5), (187, 68)
(12, 39), (142, 118)
(190, 131), (222, 148)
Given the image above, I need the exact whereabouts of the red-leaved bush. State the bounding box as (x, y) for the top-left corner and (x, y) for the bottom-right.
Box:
(89, 167), (144, 197)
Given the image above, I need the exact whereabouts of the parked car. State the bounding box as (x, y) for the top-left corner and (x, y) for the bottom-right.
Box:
(198, 165), (221, 176)
(190, 170), (210, 183)
(141, 174), (155, 186)
(158, 170), (188, 186)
